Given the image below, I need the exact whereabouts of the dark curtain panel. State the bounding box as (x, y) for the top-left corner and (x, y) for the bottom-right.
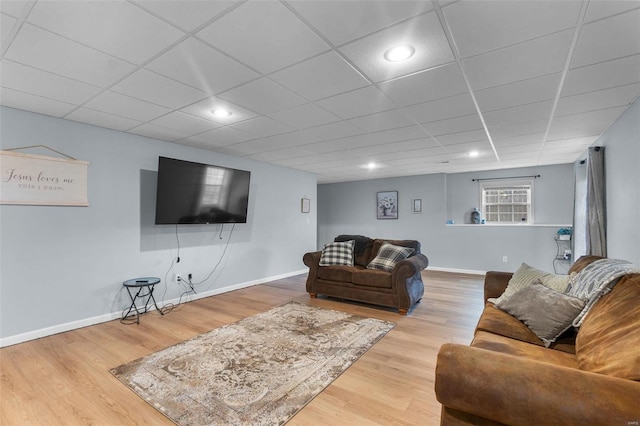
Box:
(586, 146), (607, 256)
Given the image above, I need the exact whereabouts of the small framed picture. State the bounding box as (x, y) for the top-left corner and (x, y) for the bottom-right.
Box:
(377, 191), (398, 219)
(412, 198), (422, 213)
(301, 198), (310, 213)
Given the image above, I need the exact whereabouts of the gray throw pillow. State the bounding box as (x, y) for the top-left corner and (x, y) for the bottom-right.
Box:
(366, 242), (414, 272)
(496, 279), (585, 347)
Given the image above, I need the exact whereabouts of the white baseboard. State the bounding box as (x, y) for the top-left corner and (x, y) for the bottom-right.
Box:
(0, 269), (308, 348)
(427, 266), (487, 276)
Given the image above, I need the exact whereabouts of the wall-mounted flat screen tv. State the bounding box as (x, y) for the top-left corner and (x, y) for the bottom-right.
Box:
(155, 157), (250, 225)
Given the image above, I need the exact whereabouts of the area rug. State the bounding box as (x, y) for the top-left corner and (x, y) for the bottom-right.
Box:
(110, 302), (395, 425)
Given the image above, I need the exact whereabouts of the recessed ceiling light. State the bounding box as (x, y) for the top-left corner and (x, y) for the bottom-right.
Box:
(367, 162), (377, 169)
(212, 108), (232, 118)
(384, 45), (415, 62)
(469, 150), (479, 158)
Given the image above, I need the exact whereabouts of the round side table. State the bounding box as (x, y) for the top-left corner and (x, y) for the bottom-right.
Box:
(122, 277), (163, 324)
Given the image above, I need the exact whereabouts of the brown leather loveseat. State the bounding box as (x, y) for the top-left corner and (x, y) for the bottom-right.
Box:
(303, 235), (429, 315)
(435, 256), (640, 425)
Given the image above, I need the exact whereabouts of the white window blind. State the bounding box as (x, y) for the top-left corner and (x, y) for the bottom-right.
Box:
(481, 181), (533, 224)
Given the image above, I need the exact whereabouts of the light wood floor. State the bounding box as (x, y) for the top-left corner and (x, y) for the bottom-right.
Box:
(0, 270), (485, 425)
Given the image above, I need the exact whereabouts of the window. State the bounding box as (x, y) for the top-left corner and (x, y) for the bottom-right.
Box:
(481, 180), (534, 224)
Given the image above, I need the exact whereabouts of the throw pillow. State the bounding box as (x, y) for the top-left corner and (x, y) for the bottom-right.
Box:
(488, 263), (574, 305)
(319, 240), (355, 266)
(496, 279), (586, 347)
(565, 258), (639, 327)
(366, 242), (414, 272)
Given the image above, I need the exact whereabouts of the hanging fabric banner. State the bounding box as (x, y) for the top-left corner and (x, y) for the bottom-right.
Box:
(0, 150), (89, 206)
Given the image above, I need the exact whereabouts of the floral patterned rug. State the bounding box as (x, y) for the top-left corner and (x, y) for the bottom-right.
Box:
(110, 302), (395, 425)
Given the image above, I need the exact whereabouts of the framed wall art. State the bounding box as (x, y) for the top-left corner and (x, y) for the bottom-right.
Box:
(412, 198), (422, 213)
(377, 191), (398, 219)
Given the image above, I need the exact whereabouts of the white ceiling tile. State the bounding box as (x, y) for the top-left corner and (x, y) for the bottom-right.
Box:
(288, 1), (434, 46)
(474, 73), (562, 112)
(146, 37), (259, 94)
(180, 97), (257, 124)
(219, 78), (306, 114)
(377, 63), (467, 107)
(339, 11), (453, 83)
(495, 143), (543, 156)
(231, 116), (295, 138)
(463, 29), (573, 90)
(403, 93), (477, 123)
(197, 1), (329, 74)
(422, 114), (483, 136)
(584, 1), (640, 23)
(562, 55), (640, 97)
(488, 120), (548, 139)
(268, 103), (340, 129)
(84, 91), (171, 122)
(317, 86), (396, 119)
(493, 133), (545, 147)
(28, 1), (184, 64)
(0, 87), (76, 118)
(66, 107), (141, 131)
(254, 131), (320, 150)
(548, 106), (628, 140)
(442, 140), (494, 154)
(436, 129), (488, 146)
(571, 9), (640, 68)
(348, 109), (415, 133)
(128, 123), (191, 141)
(111, 69), (207, 109)
(0, 1), (27, 17)
(556, 83), (640, 116)
(131, 0), (238, 32)
(0, 60), (102, 105)
(181, 126), (256, 149)
(4, 24), (135, 87)
(148, 111), (221, 135)
(444, 0), (582, 58)
(545, 136), (599, 147)
(270, 51), (369, 101)
(483, 100), (553, 127)
(305, 121), (363, 141)
(248, 147), (315, 162)
(1, 13), (17, 50)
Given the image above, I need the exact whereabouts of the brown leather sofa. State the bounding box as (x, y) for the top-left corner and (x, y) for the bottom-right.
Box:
(303, 235), (429, 315)
(435, 256), (640, 425)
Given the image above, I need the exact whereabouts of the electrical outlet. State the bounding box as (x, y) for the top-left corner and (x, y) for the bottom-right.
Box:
(502, 256), (508, 263)
(175, 273), (182, 282)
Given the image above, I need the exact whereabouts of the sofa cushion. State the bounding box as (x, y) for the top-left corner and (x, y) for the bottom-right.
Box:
(352, 269), (393, 289)
(575, 274), (640, 380)
(496, 280), (585, 347)
(472, 331), (579, 369)
(316, 265), (357, 282)
(366, 242), (414, 272)
(319, 240), (354, 266)
(488, 262), (573, 305)
(334, 235), (373, 267)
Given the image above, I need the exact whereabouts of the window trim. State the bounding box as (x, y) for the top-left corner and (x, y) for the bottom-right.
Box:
(479, 178), (535, 224)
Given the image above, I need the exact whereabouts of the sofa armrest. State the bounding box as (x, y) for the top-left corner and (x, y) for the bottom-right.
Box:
(394, 253), (429, 278)
(483, 271), (513, 302)
(303, 251), (321, 268)
(435, 343), (640, 425)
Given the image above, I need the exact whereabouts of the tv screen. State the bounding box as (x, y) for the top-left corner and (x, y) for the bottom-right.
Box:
(155, 157), (250, 225)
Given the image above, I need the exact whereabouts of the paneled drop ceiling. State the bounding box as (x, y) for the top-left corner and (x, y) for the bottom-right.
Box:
(1, 0), (639, 183)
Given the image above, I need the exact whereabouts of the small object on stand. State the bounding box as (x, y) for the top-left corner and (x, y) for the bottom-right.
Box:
(122, 277), (163, 324)
(471, 207), (481, 224)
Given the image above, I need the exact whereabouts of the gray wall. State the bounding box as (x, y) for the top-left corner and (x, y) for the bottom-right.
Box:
(318, 164), (574, 273)
(0, 107), (317, 343)
(594, 97), (640, 264)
